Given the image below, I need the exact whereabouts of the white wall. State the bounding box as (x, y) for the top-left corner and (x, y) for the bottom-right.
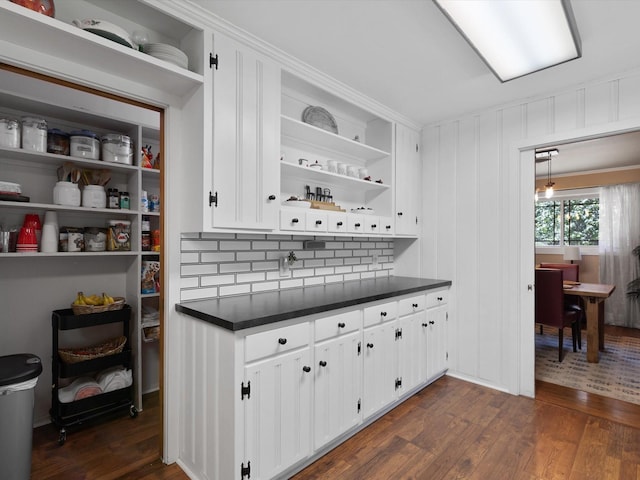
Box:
(422, 68), (640, 396)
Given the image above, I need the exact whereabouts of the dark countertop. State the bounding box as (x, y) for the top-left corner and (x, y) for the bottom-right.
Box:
(175, 276), (452, 331)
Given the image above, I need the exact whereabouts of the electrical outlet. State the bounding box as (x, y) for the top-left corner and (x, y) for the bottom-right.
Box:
(372, 253), (379, 266)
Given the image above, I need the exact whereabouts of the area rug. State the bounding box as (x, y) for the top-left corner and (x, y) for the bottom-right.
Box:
(535, 328), (640, 405)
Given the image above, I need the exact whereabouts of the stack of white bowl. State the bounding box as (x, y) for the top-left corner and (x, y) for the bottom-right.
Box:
(144, 43), (189, 69)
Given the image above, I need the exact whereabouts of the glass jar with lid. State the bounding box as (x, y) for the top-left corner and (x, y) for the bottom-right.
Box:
(0, 117), (20, 148)
(21, 116), (47, 152)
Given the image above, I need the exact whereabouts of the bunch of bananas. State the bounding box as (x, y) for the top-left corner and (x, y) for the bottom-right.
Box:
(72, 291), (116, 306)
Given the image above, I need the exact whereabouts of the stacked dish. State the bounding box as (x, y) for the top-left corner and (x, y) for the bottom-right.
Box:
(143, 43), (189, 69)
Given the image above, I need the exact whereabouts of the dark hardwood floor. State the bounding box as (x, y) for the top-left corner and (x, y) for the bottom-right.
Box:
(31, 328), (640, 479)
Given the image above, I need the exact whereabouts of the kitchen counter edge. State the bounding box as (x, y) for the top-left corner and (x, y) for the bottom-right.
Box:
(175, 276), (452, 331)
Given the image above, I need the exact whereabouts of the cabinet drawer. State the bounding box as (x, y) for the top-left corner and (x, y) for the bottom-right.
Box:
(379, 216), (394, 236)
(245, 322), (309, 363)
(315, 310), (361, 342)
(327, 212), (348, 233)
(363, 301), (397, 327)
(364, 216), (380, 234)
(426, 289), (449, 308)
(280, 209), (306, 231)
(305, 211), (328, 232)
(347, 214), (365, 234)
(398, 294), (426, 316)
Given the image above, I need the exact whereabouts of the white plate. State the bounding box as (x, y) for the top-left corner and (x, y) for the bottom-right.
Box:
(72, 19), (133, 48)
(283, 200), (311, 209)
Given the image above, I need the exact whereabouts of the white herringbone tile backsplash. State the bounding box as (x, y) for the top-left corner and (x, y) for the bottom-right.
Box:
(179, 233), (394, 301)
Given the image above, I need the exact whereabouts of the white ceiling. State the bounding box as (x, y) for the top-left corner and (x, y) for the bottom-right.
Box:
(196, 0), (640, 175)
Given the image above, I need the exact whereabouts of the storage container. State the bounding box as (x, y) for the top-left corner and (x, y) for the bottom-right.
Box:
(84, 227), (107, 252)
(47, 128), (70, 155)
(53, 181), (81, 207)
(21, 116), (47, 152)
(69, 130), (100, 159)
(60, 227), (84, 252)
(0, 117), (20, 148)
(101, 134), (133, 164)
(82, 185), (107, 208)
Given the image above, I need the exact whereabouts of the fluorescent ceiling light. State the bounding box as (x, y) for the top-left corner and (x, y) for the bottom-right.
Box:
(434, 0), (581, 82)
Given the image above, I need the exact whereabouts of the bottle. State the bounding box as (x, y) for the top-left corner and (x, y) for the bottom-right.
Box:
(108, 188), (119, 209)
(119, 191), (130, 210)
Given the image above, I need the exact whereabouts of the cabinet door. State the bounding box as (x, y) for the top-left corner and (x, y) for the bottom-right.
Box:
(395, 123), (421, 236)
(426, 305), (448, 381)
(314, 330), (362, 448)
(243, 347), (312, 480)
(362, 322), (397, 419)
(211, 31), (280, 230)
(397, 313), (422, 396)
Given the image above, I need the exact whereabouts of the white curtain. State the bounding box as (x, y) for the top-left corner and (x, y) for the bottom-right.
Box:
(599, 183), (640, 328)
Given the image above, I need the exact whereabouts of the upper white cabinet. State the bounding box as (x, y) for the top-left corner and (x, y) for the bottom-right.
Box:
(394, 123), (421, 236)
(280, 71), (394, 232)
(209, 32), (281, 230)
(181, 30), (281, 232)
(0, 0), (205, 104)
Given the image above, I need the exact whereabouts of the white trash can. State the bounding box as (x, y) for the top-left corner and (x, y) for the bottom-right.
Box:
(0, 354), (42, 480)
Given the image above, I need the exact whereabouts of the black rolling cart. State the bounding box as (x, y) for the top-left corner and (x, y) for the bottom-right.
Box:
(50, 305), (137, 445)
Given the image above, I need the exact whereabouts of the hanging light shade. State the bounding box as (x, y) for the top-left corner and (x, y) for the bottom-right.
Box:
(535, 148), (559, 199)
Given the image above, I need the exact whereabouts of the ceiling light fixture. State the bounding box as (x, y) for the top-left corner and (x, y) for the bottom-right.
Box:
(433, 0), (581, 82)
(535, 148), (559, 199)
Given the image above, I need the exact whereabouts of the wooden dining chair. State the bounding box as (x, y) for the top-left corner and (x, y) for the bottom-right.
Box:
(538, 262), (585, 332)
(535, 268), (580, 362)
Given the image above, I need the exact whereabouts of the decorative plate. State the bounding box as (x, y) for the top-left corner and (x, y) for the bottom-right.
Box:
(302, 106), (338, 134)
(72, 19), (134, 48)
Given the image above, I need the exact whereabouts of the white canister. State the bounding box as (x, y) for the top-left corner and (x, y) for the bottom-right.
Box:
(347, 165), (359, 178)
(70, 130), (100, 160)
(82, 185), (107, 208)
(337, 163), (348, 175)
(0, 118), (20, 148)
(101, 134), (133, 164)
(53, 181), (81, 207)
(21, 116), (47, 152)
(327, 160), (338, 173)
(358, 167), (369, 179)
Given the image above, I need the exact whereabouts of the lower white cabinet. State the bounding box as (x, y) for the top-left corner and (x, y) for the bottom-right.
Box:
(178, 288), (449, 480)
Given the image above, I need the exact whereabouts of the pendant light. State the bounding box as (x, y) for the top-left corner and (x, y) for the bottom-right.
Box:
(535, 148), (559, 200)
(545, 156), (555, 198)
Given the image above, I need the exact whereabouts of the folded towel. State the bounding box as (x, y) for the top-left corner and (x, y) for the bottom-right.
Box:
(96, 366), (132, 393)
(58, 377), (103, 403)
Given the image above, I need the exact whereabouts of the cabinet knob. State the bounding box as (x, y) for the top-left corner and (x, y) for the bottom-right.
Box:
(386, 225), (391, 229)
(337, 221), (343, 226)
(291, 218), (299, 223)
(397, 212), (403, 216)
(429, 321), (435, 325)
(315, 220), (322, 225)
(278, 338), (287, 345)
(381, 311), (387, 317)
(412, 303), (419, 308)
(268, 194), (276, 200)
(319, 360), (327, 367)
(367, 343), (374, 349)
(371, 224), (377, 228)
(437, 297), (443, 301)
(422, 323), (428, 327)
(338, 322), (346, 328)
(355, 223), (361, 227)
(302, 366), (311, 373)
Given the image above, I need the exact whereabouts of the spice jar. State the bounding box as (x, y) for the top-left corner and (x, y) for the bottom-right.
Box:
(0, 117), (20, 148)
(119, 191), (130, 210)
(107, 188), (120, 209)
(21, 116), (47, 152)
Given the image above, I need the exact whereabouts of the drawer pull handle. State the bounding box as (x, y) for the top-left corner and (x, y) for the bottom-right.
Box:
(437, 297), (443, 301)
(429, 321), (435, 325)
(355, 223), (361, 227)
(397, 212), (403, 216)
(371, 224), (377, 228)
(381, 311), (387, 317)
(319, 360), (327, 367)
(386, 225), (391, 229)
(338, 322), (346, 328)
(422, 323), (428, 327)
(278, 338), (287, 345)
(302, 366), (311, 373)
(291, 218), (299, 223)
(268, 194), (276, 200)
(412, 303), (419, 308)
(367, 343), (374, 349)
(337, 221), (343, 226)
(315, 220), (322, 225)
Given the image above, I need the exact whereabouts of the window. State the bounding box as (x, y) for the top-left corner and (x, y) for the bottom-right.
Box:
(535, 194), (599, 246)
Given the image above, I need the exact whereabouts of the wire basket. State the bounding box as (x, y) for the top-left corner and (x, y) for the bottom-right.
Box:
(58, 335), (127, 364)
(70, 297), (125, 315)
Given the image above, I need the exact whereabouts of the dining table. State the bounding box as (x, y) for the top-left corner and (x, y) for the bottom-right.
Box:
(563, 281), (616, 363)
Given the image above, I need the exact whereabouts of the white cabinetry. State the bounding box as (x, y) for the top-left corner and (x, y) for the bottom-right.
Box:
(313, 310), (362, 448)
(243, 323), (313, 480)
(395, 123), (421, 236)
(397, 295), (427, 394)
(280, 71), (393, 236)
(208, 31), (281, 230)
(425, 289), (449, 382)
